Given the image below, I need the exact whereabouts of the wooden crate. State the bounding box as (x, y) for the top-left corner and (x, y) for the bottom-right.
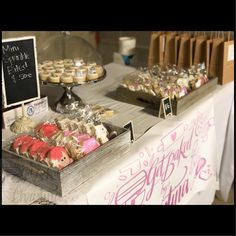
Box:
(2, 123), (131, 196)
(117, 77), (218, 115)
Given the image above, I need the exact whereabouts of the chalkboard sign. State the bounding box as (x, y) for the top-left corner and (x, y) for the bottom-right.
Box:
(2, 36), (40, 108)
(161, 97), (173, 118)
(123, 121), (134, 142)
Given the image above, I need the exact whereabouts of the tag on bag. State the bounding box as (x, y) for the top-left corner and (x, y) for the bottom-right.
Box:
(221, 34), (234, 84)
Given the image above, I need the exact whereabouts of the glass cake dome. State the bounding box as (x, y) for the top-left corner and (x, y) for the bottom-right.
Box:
(37, 33), (103, 65)
(37, 32), (105, 114)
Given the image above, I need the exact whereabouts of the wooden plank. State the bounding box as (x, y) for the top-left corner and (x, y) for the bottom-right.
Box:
(2, 124), (131, 196)
(2, 149), (62, 195)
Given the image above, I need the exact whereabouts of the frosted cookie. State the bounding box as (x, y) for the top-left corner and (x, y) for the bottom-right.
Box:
(35, 123), (60, 141)
(19, 137), (38, 157)
(49, 75), (60, 83)
(10, 116), (36, 134)
(81, 137), (100, 155)
(91, 124), (109, 144)
(55, 117), (71, 130)
(11, 135), (33, 154)
(46, 146), (73, 170)
(61, 74), (73, 83)
(28, 140), (46, 160)
(65, 142), (84, 160)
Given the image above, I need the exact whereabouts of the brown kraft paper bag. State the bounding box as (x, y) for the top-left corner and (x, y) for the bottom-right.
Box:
(189, 36), (196, 66)
(193, 33), (207, 65)
(209, 37), (224, 80)
(148, 32), (163, 68)
(205, 38), (213, 74)
(177, 33), (191, 68)
(163, 32), (178, 65)
(221, 33), (234, 84)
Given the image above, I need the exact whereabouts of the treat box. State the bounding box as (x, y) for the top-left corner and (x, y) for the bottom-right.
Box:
(116, 77), (218, 115)
(2, 123), (131, 197)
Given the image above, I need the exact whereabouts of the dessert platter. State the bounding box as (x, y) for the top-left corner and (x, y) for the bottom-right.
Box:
(2, 105), (130, 196)
(38, 58), (106, 113)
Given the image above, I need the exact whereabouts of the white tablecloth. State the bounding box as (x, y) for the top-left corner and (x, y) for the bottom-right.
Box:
(2, 63), (234, 205)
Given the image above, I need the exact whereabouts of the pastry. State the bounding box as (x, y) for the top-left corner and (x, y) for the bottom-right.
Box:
(39, 72), (50, 82)
(10, 116), (36, 134)
(61, 74), (73, 83)
(91, 124), (109, 144)
(35, 123), (60, 141)
(19, 137), (38, 157)
(11, 135), (33, 154)
(42, 60), (53, 66)
(28, 140), (46, 160)
(81, 137), (100, 155)
(87, 69), (99, 81)
(48, 75), (60, 83)
(53, 60), (64, 65)
(95, 65), (104, 76)
(74, 58), (85, 67)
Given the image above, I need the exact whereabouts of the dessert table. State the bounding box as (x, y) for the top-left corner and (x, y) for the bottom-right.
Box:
(2, 63), (234, 205)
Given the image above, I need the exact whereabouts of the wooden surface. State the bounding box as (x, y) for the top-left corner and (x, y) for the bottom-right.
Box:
(2, 123), (131, 196)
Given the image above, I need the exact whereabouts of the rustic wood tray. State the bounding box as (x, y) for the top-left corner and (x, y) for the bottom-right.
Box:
(116, 77), (218, 115)
(2, 123), (131, 196)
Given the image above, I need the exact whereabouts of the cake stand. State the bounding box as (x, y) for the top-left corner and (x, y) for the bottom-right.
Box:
(40, 69), (106, 114)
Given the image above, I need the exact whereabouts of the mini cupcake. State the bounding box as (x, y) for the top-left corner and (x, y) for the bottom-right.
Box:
(61, 74), (73, 83)
(49, 75), (60, 83)
(42, 60), (53, 66)
(95, 65), (104, 76)
(39, 72), (51, 81)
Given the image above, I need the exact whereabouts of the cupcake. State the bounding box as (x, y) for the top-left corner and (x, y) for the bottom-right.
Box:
(42, 60), (53, 66)
(49, 75), (60, 83)
(61, 74), (73, 83)
(87, 67), (99, 81)
(39, 72), (50, 82)
(95, 65), (104, 76)
(53, 59), (64, 65)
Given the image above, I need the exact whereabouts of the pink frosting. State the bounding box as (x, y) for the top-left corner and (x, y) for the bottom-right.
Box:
(75, 134), (91, 143)
(82, 137), (100, 155)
